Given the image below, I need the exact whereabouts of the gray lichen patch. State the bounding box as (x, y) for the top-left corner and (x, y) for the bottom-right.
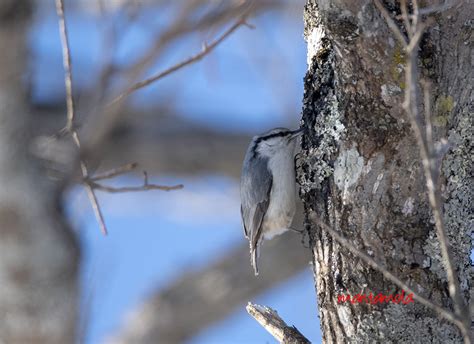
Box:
(334, 146), (364, 204)
(402, 197), (415, 216)
(298, 9), (346, 195)
(381, 84), (403, 107)
(300, 92), (345, 193)
(439, 109), (472, 294)
(421, 107), (473, 292)
(355, 303), (461, 343)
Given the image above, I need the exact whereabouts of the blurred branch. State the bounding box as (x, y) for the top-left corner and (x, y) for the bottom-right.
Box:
(88, 171), (183, 193)
(90, 162), (138, 181)
(56, 0), (109, 235)
(31, 105), (252, 178)
(109, 16), (251, 106)
(56, 0), (184, 236)
(373, 0), (408, 46)
(108, 232), (310, 344)
(119, 0), (280, 82)
(246, 303), (310, 344)
(98, 118), (251, 178)
(86, 0), (284, 153)
(55, 0), (75, 132)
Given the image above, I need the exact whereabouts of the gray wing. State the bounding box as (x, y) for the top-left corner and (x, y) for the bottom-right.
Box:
(240, 149), (272, 275)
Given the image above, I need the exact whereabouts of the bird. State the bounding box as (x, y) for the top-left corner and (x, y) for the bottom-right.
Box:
(240, 127), (303, 275)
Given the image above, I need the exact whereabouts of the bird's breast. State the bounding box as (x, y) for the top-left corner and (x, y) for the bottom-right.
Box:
(262, 157), (297, 240)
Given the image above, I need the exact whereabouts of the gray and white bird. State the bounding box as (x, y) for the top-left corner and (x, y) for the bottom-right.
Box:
(240, 127), (303, 275)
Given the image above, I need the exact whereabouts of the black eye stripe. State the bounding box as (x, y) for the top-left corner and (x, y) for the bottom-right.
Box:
(258, 131), (291, 141)
(250, 131), (290, 159)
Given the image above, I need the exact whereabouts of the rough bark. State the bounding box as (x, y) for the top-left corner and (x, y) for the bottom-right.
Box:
(298, 0), (472, 342)
(0, 1), (79, 342)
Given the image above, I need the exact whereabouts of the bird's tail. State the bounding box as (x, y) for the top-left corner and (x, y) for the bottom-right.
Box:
(251, 246), (260, 276)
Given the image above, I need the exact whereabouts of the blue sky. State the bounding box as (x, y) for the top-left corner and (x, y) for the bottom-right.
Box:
(30, 1), (321, 343)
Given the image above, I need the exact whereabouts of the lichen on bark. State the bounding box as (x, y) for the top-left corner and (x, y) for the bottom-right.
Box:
(298, 0), (472, 342)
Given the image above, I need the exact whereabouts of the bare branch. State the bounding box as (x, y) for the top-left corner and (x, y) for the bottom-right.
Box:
(373, 0), (408, 46)
(400, 0), (412, 38)
(246, 303), (310, 344)
(88, 165), (183, 193)
(83, 1), (284, 155)
(421, 79), (434, 158)
(396, 1), (458, 19)
(406, 21), (428, 53)
(88, 181), (183, 193)
(91, 162), (139, 181)
(308, 213), (467, 335)
(56, 0), (109, 235)
(118, 0), (273, 84)
(30, 104), (252, 178)
(84, 178), (108, 236)
(412, 0), (420, 30)
(55, 0), (75, 132)
(109, 17), (249, 106)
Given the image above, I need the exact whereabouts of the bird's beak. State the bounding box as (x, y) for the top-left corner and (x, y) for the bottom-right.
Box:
(289, 127), (305, 140)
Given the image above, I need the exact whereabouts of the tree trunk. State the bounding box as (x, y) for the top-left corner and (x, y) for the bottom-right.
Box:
(299, 0), (472, 342)
(0, 1), (79, 342)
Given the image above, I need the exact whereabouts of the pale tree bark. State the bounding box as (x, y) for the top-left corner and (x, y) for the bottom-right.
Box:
(299, 0), (472, 342)
(0, 1), (79, 342)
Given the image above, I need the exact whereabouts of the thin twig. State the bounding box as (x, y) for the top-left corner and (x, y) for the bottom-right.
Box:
(373, 0), (408, 46)
(109, 17), (249, 106)
(55, 0), (75, 132)
(412, 0), (420, 30)
(246, 303), (310, 343)
(406, 21), (428, 53)
(397, 1), (457, 20)
(400, 0), (412, 38)
(56, 0), (108, 235)
(421, 79), (434, 158)
(119, 0), (260, 86)
(309, 213), (466, 334)
(84, 180), (108, 236)
(89, 181), (184, 193)
(91, 163), (139, 181)
(89, 169), (183, 193)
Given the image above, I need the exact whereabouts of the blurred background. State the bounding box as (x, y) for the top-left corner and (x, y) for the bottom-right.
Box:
(27, 0), (322, 342)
